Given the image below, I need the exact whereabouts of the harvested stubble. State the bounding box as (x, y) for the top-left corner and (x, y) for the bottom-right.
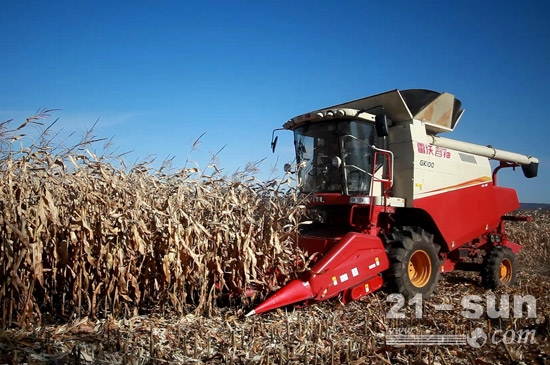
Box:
(510, 209), (550, 274)
(0, 113), (305, 328)
(1, 266), (549, 364)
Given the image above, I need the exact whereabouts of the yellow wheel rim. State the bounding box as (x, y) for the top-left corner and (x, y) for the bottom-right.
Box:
(499, 258), (513, 284)
(408, 250), (432, 288)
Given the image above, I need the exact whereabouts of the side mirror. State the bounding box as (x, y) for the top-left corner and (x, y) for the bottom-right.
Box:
(375, 113), (389, 137)
(271, 136), (278, 153)
(270, 128), (284, 153)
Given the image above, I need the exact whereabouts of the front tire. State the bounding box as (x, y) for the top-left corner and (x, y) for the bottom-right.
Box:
(385, 227), (441, 299)
(481, 246), (517, 289)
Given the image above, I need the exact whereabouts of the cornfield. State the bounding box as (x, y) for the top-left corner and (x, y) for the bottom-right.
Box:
(0, 113), (549, 364)
(0, 112), (306, 327)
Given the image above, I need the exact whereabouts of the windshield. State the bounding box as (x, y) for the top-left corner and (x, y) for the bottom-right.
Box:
(294, 120), (375, 195)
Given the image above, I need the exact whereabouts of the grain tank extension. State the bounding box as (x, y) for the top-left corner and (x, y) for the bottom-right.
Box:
(247, 89), (538, 316)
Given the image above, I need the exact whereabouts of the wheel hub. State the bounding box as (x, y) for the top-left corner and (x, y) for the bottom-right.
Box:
(499, 258), (513, 284)
(408, 250), (432, 288)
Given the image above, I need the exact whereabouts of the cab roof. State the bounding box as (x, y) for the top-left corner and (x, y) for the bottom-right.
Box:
(286, 89), (464, 135)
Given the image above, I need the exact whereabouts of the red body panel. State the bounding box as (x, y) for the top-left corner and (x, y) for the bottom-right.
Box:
(299, 234), (342, 257)
(492, 186), (521, 217)
(306, 232), (389, 300)
(413, 183), (519, 250)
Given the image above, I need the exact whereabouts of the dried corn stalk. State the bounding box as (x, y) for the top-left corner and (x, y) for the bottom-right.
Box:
(0, 113), (306, 328)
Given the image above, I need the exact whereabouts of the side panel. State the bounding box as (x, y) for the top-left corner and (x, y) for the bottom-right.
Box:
(493, 186), (520, 217)
(389, 120), (493, 207)
(412, 131), (493, 202)
(413, 184), (519, 250)
(388, 119), (522, 249)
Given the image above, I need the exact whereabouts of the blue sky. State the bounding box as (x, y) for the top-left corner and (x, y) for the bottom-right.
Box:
(1, 1), (548, 202)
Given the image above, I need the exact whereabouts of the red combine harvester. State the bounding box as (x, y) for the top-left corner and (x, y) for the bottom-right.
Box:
(247, 89), (539, 316)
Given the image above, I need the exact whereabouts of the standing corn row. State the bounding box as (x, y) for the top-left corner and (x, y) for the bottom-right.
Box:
(0, 115), (305, 328)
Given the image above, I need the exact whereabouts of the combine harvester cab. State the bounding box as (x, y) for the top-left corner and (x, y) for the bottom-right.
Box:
(248, 89), (539, 316)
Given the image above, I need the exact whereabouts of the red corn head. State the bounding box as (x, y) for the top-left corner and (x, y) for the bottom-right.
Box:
(246, 232), (389, 316)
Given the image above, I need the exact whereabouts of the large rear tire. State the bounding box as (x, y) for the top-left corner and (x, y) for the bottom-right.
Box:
(481, 246), (517, 289)
(385, 227), (441, 300)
